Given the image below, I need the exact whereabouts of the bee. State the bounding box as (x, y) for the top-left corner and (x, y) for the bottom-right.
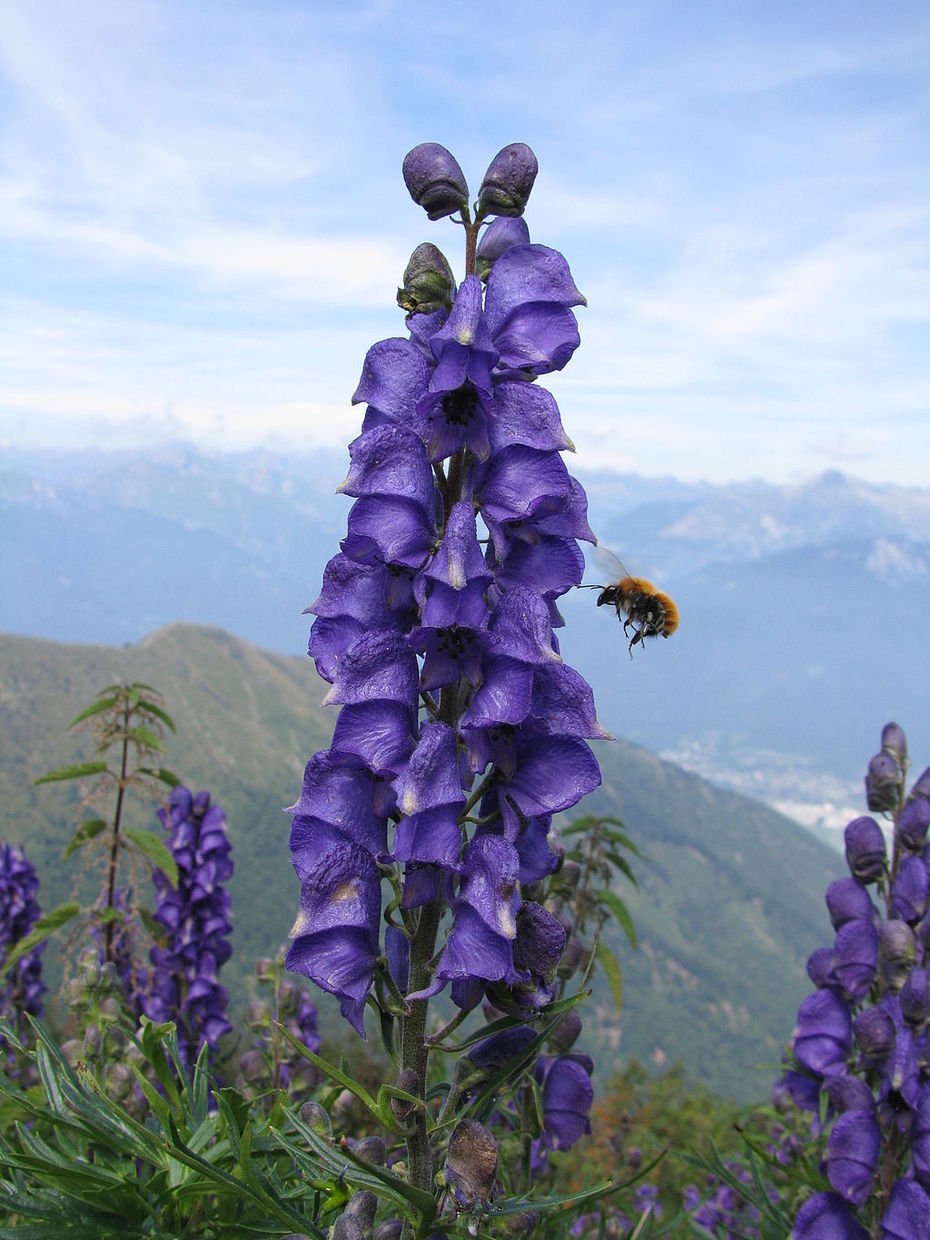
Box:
(582, 551), (679, 658)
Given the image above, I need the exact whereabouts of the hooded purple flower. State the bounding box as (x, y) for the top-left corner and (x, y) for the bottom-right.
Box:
(881, 1179), (930, 1239)
(827, 879), (875, 930)
(534, 1054), (594, 1151)
(832, 919), (878, 999)
(824, 1108), (880, 1206)
(793, 989), (852, 1077)
(899, 798), (930, 851)
(891, 855), (929, 924)
(792, 1192), (869, 1239)
(845, 817), (887, 883)
(286, 842), (381, 1037)
(391, 722), (466, 879)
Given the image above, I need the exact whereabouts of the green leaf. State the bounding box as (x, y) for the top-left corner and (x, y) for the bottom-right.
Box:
(34, 761), (108, 786)
(62, 818), (107, 860)
(604, 828), (643, 856)
(1, 902), (80, 973)
(124, 828), (178, 887)
(596, 941), (623, 1012)
(67, 697), (120, 727)
(597, 888), (638, 948)
(138, 701), (176, 732)
(128, 724), (165, 751)
(95, 905), (123, 925)
(608, 852), (639, 887)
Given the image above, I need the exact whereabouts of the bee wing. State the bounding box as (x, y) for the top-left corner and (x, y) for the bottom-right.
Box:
(585, 544), (631, 585)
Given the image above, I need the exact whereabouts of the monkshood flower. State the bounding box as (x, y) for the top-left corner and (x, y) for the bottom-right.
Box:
(0, 841), (45, 1027)
(144, 786), (233, 1067)
(533, 1052), (594, 1152)
(288, 141), (603, 1057)
(780, 724), (930, 1233)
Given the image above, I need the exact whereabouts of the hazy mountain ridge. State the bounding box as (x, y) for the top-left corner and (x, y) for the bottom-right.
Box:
(0, 624), (842, 1101)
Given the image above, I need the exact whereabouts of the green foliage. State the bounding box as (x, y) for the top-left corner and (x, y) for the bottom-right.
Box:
(0, 1017), (331, 1237)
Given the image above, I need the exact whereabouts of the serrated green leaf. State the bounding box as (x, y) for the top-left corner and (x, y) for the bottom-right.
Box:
(596, 941), (623, 1012)
(597, 888), (638, 948)
(67, 697), (120, 727)
(34, 760), (108, 786)
(127, 724), (165, 751)
(138, 701), (176, 732)
(604, 828), (642, 855)
(2, 902), (80, 973)
(124, 828), (178, 887)
(62, 818), (108, 860)
(609, 853), (639, 887)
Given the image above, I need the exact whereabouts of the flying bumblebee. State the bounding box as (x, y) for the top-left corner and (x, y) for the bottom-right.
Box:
(582, 551), (679, 658)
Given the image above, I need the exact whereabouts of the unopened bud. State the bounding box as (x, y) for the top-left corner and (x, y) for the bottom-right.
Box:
(547, 1008), (583, 1054)
(390, 1068), (420, 1125)
(245, 999), (270, 1031)
(554, 860), (582, 895)
(239, 1049), (266, 1083)
(344, 1189), (378, 1239)
(65, 977), (86, 1008)
(878, 919), (917, 992)
(332, 1215), (365, 1240)
(442, 1119), (499, 1205)
(513, 903), (566, 983)
(402, 143), (469, 221)
(866, 752), (901, 813)
(556, 937), (585, 980)
(477, 143), (538, 218)
(103, 1025), (126, 1055)
(844, 817), (887, 883)
(105, 1061), (133, 1102)
(98, 996), (120, 1022)
(82, 1024), (102, 1057)
(475, 217), (530, 281)
(278, 981), (298, 1017)
(300, 1100), (332, 1140)
(61, 1038), (81, 1065)
(882, 722), (908, 767)
(255, 956), (275, 983)
(332, 1088), (355, 1124)
(902, 967), (930, 1027)
(397, 243), (455, 318)
(78, 951), (100, 989)
(899, 798), (930, 852)
(99, 961), (119, 992)
(373, 1222), (403, 1240)
(353, 1137), (386, 1167)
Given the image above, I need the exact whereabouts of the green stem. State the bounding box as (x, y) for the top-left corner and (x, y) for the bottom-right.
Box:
(104, 699), (131, 961)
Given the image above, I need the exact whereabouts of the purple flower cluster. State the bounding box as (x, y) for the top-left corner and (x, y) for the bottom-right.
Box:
(683, 1165), (765, 1237)
(143, 787), (233, 1067)
(778, 723), (930, 1235)
(0, 840), (45, 1025)
(287, 143), (604, 1035)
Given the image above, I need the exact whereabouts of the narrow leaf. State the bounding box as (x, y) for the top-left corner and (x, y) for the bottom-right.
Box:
(128, 724), (165, 751)
(596, 941), (623, 1012)
(138, 701), (176, 732)
(124, 828), (178, 887)
(34, 761), (108, 786)
(597, 888), (638, 948)
(2, 903), (80, 973)
(67, 697), (120, 727)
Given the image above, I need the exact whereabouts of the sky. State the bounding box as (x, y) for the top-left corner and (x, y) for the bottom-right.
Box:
(1, 0), (928, 485)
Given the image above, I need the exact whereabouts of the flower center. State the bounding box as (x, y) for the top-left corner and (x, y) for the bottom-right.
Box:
(441, 382), (478, 427)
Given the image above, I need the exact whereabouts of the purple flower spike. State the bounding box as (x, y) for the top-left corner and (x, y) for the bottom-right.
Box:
(881, 1179), (930, 1239)
(792, 1192), (869, 1239)
(824, 1108), (880, 1206)
(287, 842), (381, 1036)
(844, 817), (887, 883)
(0, 841), (45, 1024)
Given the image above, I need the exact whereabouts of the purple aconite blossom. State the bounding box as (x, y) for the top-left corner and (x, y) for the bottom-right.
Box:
(845, 817), (887, 883)
(824, 1108), (881, 1205)
(534, 1053), (594, 1152)
(827, 879), (875, 930)
(792, 1192), (869, 1239)
(144, 787), (233, 1068)
(881, 1179), (930, 1239)
(833, 919), (879, 999)
(793, 989), (852, 1077)
(0, 841), (45, 1023)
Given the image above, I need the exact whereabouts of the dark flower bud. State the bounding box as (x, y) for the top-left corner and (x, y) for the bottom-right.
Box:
(278, 980), (298, 1017)
(390, 1067), (420, 1125)
(300, 1100), (332, 1140)
(98, 996), (120, 1021)
(82, 1023), (102, 1057)
(105, 1062), (133, 1102)
(60, 1038), (81, 1065)
(903, 968), (930, 1028)
(64, 977), (85, 1008)
(442, 1119), (499, 1205)
(373, 1223), (403, 1240)
(891, 855), (928, 924)
(477, 143), (538, 218)
(99, 961), (119, 992)
(553, 860), (582, 896)
(853, 1006), (896, 1059)
(103, 1025), (125, 1055)
(475, 217), (530, 281)
(332, 1216), (365, 1240)
(255, 956), (275, 982)
(513, 903), (566, 983)
(807, 947), (836, 988)
(845, 817), (887, 882)
(78, 950), (100, 989)
(878, 920), (917, 992)
(547, 1008), (583, 1054)
(899, 798), (930, 851)
(882, 722), (908, 767)
(866, 752), (901, 813)
(239, 1049), (266, 1083)
(397, 243), (455, 318)
(826, 879), (874, 930)
(402, 143), (469, 221)
(353, 1137), (386, 1167)
(344, 1189), (378, 1239)
(556, 936), (585, 980)
(245, 999), (270, 1030)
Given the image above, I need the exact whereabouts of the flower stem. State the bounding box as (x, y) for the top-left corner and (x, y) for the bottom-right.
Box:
(103, 697), (131, 961)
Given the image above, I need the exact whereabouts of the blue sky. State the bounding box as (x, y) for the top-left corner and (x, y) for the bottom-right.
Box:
(1, 0), (928, 484)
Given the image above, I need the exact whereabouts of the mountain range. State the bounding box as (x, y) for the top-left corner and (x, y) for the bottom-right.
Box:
(3, 444), (927, 841)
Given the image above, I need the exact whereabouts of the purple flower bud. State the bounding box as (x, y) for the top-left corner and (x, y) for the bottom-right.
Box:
(878, 920), (917, 992)
(824, 1108), (880, 1206)
(397, 243), (456, 319)
(826, 879), (874, 930)
(900, 798), (930, 851)
(882, 722), (908, 766)
(912, 1087), (930, 1189)
(914, 768), (930, 801)
(403, 143), (469, 221)
(792, 1192), (869, 1238)
(476, 217), (531, 281)
(844, 817), (887, 883)
(892, 855), (929, 924)
(881, 1179), (930, 1238)
(548, 1008), (583, 1054)
(902, 968), (930, 1027)
(833, 919), (878, 999)
(443, 1119), (499, 1205)
(854, 1006), (896, 1059)
(477, 143), (538, 218)
(866, 752), (902, 813)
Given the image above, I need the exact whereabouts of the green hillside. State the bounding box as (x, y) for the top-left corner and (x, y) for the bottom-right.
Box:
(0, 625), (841, 1101)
